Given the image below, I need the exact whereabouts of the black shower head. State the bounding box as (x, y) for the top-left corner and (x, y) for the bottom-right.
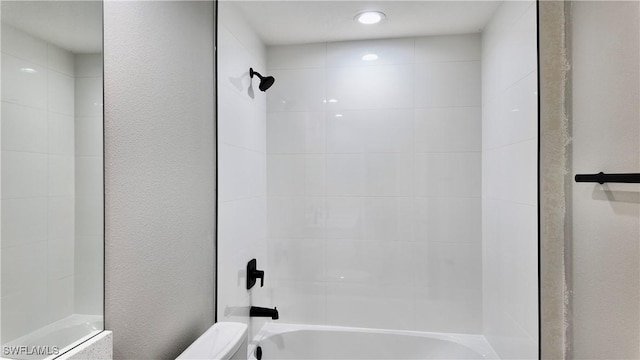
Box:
(250, 68), (276, 92)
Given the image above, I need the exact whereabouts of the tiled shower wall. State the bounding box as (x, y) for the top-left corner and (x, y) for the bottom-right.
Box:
(74, 54), (103, 315)
(217, 2), (270, 336)
(481, 1), (538, 358)
(266, 35), (482, 333)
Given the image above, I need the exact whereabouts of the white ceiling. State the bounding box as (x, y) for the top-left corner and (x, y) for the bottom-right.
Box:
(226, 0), (502, 46)
(2, 1), (102, 54)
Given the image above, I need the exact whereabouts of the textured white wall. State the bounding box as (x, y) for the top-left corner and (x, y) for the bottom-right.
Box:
(104, 2), (215, 359)
(481, 1), (538, 359)
(570, 2), (640, 358)
(266, 35), (482, 333)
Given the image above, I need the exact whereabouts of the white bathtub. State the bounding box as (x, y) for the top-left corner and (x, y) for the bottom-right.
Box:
(2, 314), (103, 360)
(249, 323), (499, 360)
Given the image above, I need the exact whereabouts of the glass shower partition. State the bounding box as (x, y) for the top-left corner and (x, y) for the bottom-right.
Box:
(0, 1), (104, 358)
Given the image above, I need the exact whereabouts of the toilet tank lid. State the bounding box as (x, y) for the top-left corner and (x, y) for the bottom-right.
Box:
(176, 322), (248, 360)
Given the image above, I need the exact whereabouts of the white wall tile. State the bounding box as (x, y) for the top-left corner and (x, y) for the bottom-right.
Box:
(2, 53), (47, 109)
(483, 141), (536, 205)
(75, 236), (104, 282)
(217, 10), (269, 334)
(267, 68), (326, 112)
(326, 154), (365, 196)
(1, 286), (49, 343)
(499, 73), (538, 147)
(1, 242), (47, 296)
(48, 237), (75, 280)
(482, 1), (538, 357)
(414, 152), (481, 197)
(74, 230), (102, 313)
(48, 196), (75, 242)
(326, 240), (415, 287)
(326, 38), (414, 67)
(414, 107), (481, 153)
(327, 109), (413, 153)
(266, 33), (483, 333)
(304, 155), (326, 196)
(1, 198), (48, 248)
(219, 91), (266, 152)
(483, 74), (537, 151)
(2, 28), (84, 335)
(2, 151), (48, 198)
(268, 238), (326, 281)
(218, 198), (266, 268)
(415, 34), (481, 63)
(74, 51), (104, 317)
(49, 112), (75, 155)
(218, 24), (267, 109)
(507, 5), (537, 86)
(267, 154), (305, 196)
(47, 45), (74, 76)
(219, 144), (266, 201)
(219, 3), (266, 67)
(364, 154), (413, 196)
(75, 54), (103, 78)
(267, 43), (326, 70)
(48, 155), (75, 196)
(75, 117), (103, 157)
(217, 197), (267, 321)
(218, 26), (256, 95)
(48, 70), (75, 116)
(327, 154), (413, 196)
(270, 281), (326, 324)
(363, 197), (414, 242)
(48, 276), (74, 322)
(75, 157), (104, 197)
(267, 111), (325, 154)
(74, 77), (102, 117)
(76, 196), (103, 238)
(266, 154), (326, 196)
(416, 242), (482, 289)
(327, 65), (413, 111)
(414, 286), (482, 333)
(415, 61), (481, 108)
(75, 270), (103, 315)
(326, 283), (414, 330)
(1, 24), (48, 66)
(267, 197), (325, 239)
(414, 197), (481, 243)
(1, 102), (48, 153)
(325, 197), (364, 240)
(481, 99), (501, 150)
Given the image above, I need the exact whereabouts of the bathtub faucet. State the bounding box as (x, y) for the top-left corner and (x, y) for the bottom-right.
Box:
(250, 306), (279, 320)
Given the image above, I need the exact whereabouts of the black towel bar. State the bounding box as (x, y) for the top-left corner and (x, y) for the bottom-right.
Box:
(574, 172), (640, 184)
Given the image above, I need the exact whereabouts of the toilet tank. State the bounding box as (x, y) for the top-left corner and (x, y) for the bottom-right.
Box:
(176, 322), (248, 360)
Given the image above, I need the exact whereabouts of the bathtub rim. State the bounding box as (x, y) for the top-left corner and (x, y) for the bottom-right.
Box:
(249, 322), (499, 360)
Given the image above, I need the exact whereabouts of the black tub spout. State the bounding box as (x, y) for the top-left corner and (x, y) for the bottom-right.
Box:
(250, 306), (279, 320)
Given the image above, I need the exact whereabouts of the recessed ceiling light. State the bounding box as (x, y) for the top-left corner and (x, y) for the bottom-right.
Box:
(362, 54), (379, 61)
(355, 11), (386, 25)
